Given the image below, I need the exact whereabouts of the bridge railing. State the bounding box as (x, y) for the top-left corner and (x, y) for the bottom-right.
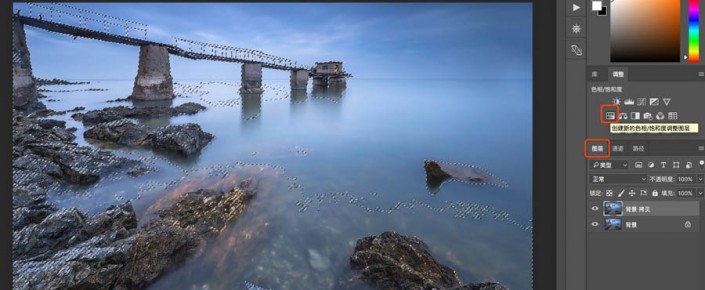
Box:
(14, 2), (310, 71)
(172, 37), (306, 70)
(18, 2), (149, 40)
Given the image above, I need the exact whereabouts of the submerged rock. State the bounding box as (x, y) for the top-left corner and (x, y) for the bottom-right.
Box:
(424, 160), (453, 187)
(157, 187), (254, 237)
(152, 123), (214, 156)
(127, 166), (149, 177)
(84, 119), (152, 146)
(83, 120), (214, 157)
(71, 102), (206, 125)
(308, 248), (331, 272)
(423, 160), (508, 192)
(351, 231), (508, 290)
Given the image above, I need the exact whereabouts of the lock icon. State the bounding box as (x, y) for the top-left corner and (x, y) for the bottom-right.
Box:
(685, 221), (692, 228)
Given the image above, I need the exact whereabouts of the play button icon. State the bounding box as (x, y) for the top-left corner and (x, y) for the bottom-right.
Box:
(569, 2), (585, 15)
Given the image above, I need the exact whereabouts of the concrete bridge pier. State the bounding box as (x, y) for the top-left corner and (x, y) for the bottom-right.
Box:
(131, 44), (174, 101)
(289, 69), (309, 90)
(328, 77), (347, 88)
(312, 77), (326, 88)
(312, 76), (346, 89)
(12, 18), (38, 108)
(240, 63), (263, 94)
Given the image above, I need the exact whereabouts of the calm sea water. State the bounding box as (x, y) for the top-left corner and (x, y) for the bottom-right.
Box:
(41, 78), (532, 290)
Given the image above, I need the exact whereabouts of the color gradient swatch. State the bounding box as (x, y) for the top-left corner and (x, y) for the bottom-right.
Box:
(611, 0), (681, 62)
(689, 0), (700, 62)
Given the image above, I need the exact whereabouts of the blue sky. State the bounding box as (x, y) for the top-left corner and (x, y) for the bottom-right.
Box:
(14, 3), (531, 81)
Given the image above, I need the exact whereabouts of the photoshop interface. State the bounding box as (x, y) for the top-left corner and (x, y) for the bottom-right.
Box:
(6, 0), (705, 289)
(561, 0), (705, 289)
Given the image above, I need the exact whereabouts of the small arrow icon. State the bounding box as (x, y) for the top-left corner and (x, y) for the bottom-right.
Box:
(663, 98), (671, 106)
(573, 4), (581, 11)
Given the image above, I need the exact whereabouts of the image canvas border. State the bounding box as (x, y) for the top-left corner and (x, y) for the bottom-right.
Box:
(1, 0), (559, 289)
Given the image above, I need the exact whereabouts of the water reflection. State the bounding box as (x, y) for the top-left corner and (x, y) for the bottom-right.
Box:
(131, 99), (173, 129)
(310, 87), (344, 120)
(151, 145), (204, 168)
(39, 79), (533, 290)
(241, 93), (262, 129)
(289, 90), (307, 120)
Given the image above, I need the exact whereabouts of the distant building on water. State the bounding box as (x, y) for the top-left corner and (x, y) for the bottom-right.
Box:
(310, 61), (351, 88)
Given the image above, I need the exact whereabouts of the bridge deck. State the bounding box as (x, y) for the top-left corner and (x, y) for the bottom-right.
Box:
(15, 15), (303, 71)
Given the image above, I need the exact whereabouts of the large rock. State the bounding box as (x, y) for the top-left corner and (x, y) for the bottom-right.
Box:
(28, 142), (136, 185)
(12, 208), (88, 259)
(13, 186), (257, 290)
(71, 102), (206, 125)
(12, 153), (63, 189)
(351, 231), (508, 290)
(122, 219), (201, 288)
(12, 188), (56, 231)
(131, 44), (174, 101)
(13, 202), (139, 290)
(152, 123), (214, 156)
(351, 231), (463, 290)
(13, 111), (137, 187)
(73, 108), (123, 124)
(84, 119), (152, 146)
(37, 119), (66, 130)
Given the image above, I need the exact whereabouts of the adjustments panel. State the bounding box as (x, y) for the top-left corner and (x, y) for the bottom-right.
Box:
(566, 0), (705, 289)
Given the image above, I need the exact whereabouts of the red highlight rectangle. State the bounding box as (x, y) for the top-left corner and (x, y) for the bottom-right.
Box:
(585, 139), (612, 159)
(600, 104), (621, 124)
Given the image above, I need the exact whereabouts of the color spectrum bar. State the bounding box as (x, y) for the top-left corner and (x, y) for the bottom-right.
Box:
(690, 0), (700, 63)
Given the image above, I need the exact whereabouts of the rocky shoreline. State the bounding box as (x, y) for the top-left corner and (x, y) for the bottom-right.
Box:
(12, 95), (223, 289)
(12, 95), (510, 289)
(13, 183), (257, 289)
(12, 110), (138, 189)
